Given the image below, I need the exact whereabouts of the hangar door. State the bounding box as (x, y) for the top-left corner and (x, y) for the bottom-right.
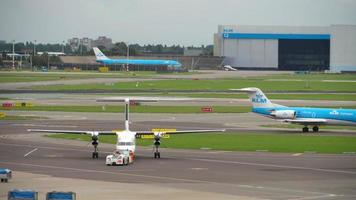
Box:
(233, 39), (278, 69)
(278, 39), (330, 71)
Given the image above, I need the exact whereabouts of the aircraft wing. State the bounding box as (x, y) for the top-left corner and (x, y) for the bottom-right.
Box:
(135, 129), (225, 136)
(27, 129), (116, 136)
(280, 118), (328, 125)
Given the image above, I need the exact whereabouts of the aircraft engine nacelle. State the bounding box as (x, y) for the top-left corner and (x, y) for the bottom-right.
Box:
(270, 110), (296, 119)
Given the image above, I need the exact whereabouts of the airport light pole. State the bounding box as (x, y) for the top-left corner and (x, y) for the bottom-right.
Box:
(33, 40), (36, 55)
(32, 40), (37, 71)
(12, 40), (15, 70)
(47, 53), (50, 69)
(80, 39), (83, 55)
(20, 54), (23, 70)
(62, 41), (65, 53)
(30, 52), (33, 71)
(126, 43), (129, 72)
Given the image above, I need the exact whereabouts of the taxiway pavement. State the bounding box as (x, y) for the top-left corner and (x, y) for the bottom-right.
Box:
(0, 119), (356, 200)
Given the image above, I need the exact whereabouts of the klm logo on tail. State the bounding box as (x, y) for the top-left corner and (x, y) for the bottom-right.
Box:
(97, 52), (104, 57)
(252, 93), (267, 104)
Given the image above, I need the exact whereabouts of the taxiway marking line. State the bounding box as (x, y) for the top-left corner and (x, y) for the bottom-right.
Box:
(157, 147), (355, 159)
(288, 194), (338, 200)
(11, 123), (78, 128)
(0, 142), (112, 154)
(1, 140), (352, 159)
(185, 158), (356, 175)
(292, 153), (303, 156)
(24, 148), (38, 157)
(0, 161), (331, 197)
(1, 142), (356, 175)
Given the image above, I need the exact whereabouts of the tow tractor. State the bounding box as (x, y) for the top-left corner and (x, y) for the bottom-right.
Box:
(106, 150), (134, 166)
(0, 168), (12, 183)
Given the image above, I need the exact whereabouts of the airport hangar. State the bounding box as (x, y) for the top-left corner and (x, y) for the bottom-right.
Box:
(214, 25), (356, 72)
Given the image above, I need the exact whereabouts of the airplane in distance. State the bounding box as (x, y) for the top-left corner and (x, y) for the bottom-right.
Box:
(28, 98), (224, 159)
(37, 51), (66, 56)
(234, 87), (356, 132)
(222, 65), (237, 71)
(93, 47), (182, 68)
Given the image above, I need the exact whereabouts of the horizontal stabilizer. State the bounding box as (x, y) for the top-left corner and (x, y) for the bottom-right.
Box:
(230, 88), (259, 93)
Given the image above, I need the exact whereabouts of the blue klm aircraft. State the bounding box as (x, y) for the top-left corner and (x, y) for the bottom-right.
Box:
(93, 47), (182, 68)
(234, 87), (356, 132)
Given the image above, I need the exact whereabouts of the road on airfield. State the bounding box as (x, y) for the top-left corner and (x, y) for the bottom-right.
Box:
(1, 119), (356, 199)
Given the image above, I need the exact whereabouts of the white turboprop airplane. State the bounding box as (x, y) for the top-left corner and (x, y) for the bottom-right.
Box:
(28, 98), (225, 159)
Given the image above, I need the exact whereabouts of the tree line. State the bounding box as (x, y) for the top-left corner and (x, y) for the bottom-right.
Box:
(0, 41), (213, 56)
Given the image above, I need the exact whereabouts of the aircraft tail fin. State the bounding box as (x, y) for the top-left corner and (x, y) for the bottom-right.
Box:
(93, 47), (109, 61)
(231, 87), (282, 108)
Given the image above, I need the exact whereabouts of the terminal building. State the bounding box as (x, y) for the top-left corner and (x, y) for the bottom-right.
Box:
(214, 25), (356, 72)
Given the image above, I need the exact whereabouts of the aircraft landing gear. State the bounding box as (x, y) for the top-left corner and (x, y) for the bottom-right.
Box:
(154, 151), (160, 159)
(302, 126), (309, 133)
(154, 136), (161, 159)
(312, 126), (319, 132)
(92, 148), (99, 159)
(92, 135), (99, 159)
(92, 151), (98, 159)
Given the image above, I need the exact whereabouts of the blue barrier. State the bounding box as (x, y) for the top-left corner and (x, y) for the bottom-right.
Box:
(8, 189), (38, 200)
(46, 192), (76, 200)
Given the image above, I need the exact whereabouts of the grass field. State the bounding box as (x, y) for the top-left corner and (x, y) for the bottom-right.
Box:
(2, 105), (355, 113)
(0, 115), (46, 120)
(0, 71), (197, 83)
(116, 92), (356, 101)
(184, 93), (356, 101)
(262, 73), (356, 81)
(0, 105), (251, 113)
(261, 124), (356, 130)
(0, 71), (130, 83)
(1, 92), (355, 101)
(32, 73), (356, 92)
(46, 133), (356, 154)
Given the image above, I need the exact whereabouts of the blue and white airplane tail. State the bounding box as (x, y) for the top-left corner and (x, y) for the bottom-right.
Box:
(232, 87), (284, 108)
(233, 87), (356, 132)
(93, 47), (109, 61)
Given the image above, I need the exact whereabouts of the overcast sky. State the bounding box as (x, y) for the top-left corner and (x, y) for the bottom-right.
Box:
(1, 0), (355, 46)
